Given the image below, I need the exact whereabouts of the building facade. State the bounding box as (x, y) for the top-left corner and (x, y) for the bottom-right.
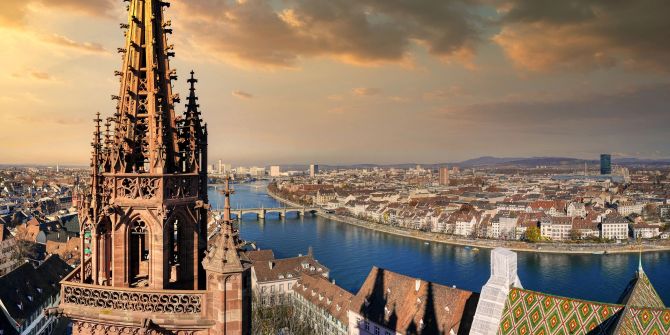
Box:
(310, 164), (319, 178)
(439, 167), (450, 186)
(250, 250), (329, 306)
(292, 274), (351, 335)
(600, 215), (630, 240)
(600, 154), (612, 175)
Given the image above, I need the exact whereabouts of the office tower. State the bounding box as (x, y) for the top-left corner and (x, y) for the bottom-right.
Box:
(439, 166), (450, 185)
(600, 154), (612, 175)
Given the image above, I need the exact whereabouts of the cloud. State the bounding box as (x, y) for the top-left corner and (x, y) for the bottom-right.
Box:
(352, 87), (381, 97)
(41, 34), (106, 53)
(232, 90), (254, 99)
(0, 0), (113, 28)
(433, 83), (670, 133)
(423, 86), (468, 100)
(172, 0), (482, 68)
(12, 69), (54, 81)
(493, 0), (670, 72)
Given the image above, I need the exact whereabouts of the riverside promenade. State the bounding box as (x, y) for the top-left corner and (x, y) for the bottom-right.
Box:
(266, 188), (670, 254)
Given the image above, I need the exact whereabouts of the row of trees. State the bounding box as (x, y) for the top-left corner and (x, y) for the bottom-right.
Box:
(251, 295), (314, 335)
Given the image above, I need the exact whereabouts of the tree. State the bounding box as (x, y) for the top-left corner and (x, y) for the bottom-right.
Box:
(251, 294), (313, 335)
(569, 229), (582, 241)
(524, 226), (542, 243)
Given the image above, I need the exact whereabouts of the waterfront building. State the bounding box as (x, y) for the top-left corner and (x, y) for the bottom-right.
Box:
(601, 154), (612, 175)
(540, 216), (573, 241)
(52, 1), (250, 334)
(270, 165), (281, 177)
(249, 248), (330, 306)
(600, 214), (630, 240)
(315, 189), (337, 205)
(347, 266), (479, 335)
(292, 274), (352, 335)
(571, 218), (600, 239)
(439, 166), (450, 186)
(310, 164), (319, 178)
(631, 223), (661, 239)
(0, 256), (71, 335)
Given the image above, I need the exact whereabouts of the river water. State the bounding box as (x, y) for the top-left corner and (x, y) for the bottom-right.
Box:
(209, 182), (670, 305)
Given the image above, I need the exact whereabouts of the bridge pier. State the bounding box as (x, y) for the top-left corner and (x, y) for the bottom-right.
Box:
(258, 210), (266, 220)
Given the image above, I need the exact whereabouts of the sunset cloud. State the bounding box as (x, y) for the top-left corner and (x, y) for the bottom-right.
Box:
(493, 0), (670, 72)
(352, 87), (382, 97)
(232, 90), (254, 100)
(12, 69), (54, 81)
(0, 0), (112, 28)
(41, 34), (106, 53)
(172, 0), (482, 68)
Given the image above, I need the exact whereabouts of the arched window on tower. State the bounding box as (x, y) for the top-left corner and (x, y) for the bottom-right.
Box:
(129, 218), (150, 287)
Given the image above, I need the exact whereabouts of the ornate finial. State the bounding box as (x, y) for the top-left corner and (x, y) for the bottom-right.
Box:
(222, 175), (234, 223)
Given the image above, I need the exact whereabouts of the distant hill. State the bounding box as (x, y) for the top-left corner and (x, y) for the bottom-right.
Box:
(275, 156), (670, 171)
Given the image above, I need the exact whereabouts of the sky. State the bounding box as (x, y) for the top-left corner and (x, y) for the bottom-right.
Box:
(0, 0), (669, 166)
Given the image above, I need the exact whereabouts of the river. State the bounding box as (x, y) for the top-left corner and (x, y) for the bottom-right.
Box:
(209, 181), (670, 305)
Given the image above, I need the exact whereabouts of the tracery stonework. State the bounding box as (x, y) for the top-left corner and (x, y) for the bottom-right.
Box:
(57, 0), (250, 334)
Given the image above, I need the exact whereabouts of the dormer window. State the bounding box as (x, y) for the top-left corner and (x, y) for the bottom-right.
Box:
(27, 296), (33, 302)
(17, 303), (23, 311)
(37, 288), (42, 294)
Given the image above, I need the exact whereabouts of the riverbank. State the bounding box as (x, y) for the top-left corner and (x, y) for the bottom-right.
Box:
(266, 187), (670, 254)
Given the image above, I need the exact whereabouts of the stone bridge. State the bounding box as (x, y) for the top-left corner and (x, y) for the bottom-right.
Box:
(213, 206), (320, 220)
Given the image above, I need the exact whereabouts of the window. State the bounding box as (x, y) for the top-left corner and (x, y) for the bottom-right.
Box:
(364, 321), (370, 330)
(375, 326), (380, 335)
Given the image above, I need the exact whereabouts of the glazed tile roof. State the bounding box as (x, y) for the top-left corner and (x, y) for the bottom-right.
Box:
(498, 266), (670, 335)
(617, 272), (665, 309)
(613, 306), (670, 335)
(612, 269), (668, 334)
(497, 288), (623, 335)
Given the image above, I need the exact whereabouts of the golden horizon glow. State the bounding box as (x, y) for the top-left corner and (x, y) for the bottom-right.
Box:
(1, 0), (669, 166)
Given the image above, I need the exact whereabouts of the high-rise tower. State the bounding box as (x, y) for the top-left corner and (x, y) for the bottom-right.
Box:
(54, 1), (249, 334)
(600, 154), (612, 175)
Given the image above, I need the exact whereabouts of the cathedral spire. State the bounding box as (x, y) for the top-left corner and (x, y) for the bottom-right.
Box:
(107, 0), (179, 174)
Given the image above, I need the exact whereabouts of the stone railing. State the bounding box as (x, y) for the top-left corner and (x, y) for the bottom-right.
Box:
(61, 283), (205, 314)
(63, 258), (92, 283)
(101, 173), (200, 202)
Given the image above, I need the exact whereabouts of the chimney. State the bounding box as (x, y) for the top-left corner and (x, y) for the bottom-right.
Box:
(308, 246), (313, 257)
(415, 279), (421, 292)
(268, 261), (274, 269)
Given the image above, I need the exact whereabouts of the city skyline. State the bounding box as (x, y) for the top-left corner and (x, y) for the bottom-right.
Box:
(1, 0), (669, 165)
